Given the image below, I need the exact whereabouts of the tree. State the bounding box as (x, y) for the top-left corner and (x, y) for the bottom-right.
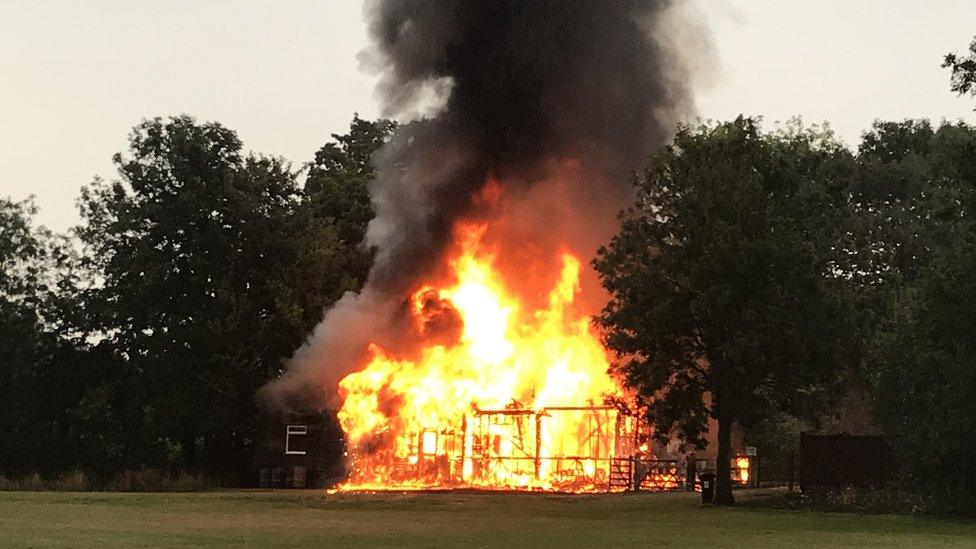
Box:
(72, 114), (394, 481)
(0, 197), (58, 473)
(271, 115), (396, 356)
(872, 240), (976, 513)
(0, 197), (110, 475)
(1, 114), (393, 482)
(853, 120), (976, 284)
(305, 114), (395, 250)
(862, 120), (976, 512)
(75, 115), (307, 479)
(944, 38), (976, 102)
(594, 118), (857, 504)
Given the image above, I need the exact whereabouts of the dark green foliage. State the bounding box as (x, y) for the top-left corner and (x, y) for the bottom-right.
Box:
(0, 114), (392, 483)
(273, 115), (395, 345)
(861, 119), (976, 513)
(839, 121), (976, 441)
(0, 197), (49, 307)
(745, 487), (927, 516)
(853, 120), (976, 285)
(943, 38), (976, 101)
(74, 115), (393, 480)
(0, 198), (117, 475)
(305, 114), (395, 248)
(873, 242), (976, 513)
(0, 197), (64, 474)
(594, 118), (858, 504)
(75, 115), (309, 478)
(742, 412), (807, 482)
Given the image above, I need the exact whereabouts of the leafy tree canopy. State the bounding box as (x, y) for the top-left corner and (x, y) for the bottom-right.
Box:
(595, 117), (858, 503)
(72, 114), (393, 479)
(944, 38), (976, 102)
(862, 117), (976, 512)
(0, 197), (103, 474)
(273, 115), (396, 349)
(872, 239), (976, 512)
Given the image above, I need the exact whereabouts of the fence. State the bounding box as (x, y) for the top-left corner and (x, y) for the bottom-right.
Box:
(800, 433), (889, 491)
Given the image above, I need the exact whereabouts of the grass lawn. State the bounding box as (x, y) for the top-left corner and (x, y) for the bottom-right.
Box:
(1, 489), (974, 547)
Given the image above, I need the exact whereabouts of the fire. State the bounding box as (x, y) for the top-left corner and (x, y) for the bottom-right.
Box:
(735, 457), (751, 484)
(335, 223), (636, 491)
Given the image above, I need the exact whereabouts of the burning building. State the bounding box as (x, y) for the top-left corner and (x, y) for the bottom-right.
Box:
(266, 0), (704, 492)
(336, 223), (649, 491)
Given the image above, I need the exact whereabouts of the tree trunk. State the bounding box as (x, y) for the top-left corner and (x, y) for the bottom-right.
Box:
(713, 415), (736, 505)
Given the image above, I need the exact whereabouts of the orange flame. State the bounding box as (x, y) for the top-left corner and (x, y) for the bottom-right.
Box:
(735, 457), (751, 483)
(335, 223), (634, 491)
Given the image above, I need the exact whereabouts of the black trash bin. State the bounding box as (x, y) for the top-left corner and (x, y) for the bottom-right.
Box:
(698, 473), (716, 504)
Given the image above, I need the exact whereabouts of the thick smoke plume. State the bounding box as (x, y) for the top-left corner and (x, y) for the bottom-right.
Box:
(266, 0), (700, 410)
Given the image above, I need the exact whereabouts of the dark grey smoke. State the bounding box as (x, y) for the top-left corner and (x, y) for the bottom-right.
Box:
(364, 0), (694, 287)
(266, 0), (700, 409)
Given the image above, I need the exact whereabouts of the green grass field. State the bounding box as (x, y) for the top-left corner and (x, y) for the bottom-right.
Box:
(2, 489), (974, 547)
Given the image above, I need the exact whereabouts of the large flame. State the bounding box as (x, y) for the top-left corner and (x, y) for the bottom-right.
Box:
(335, 223), (638, 491)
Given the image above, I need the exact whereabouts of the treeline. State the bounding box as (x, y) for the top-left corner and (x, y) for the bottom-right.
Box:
(0, 115), (393, 485)
(589, 43), (976, 509)
(3, 114), (975, 505)
(2, 44), (976, 511)
(596, 116), (976, 510)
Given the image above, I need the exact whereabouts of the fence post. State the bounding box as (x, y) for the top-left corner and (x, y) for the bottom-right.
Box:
(753, 454), (760, 489)
(788, 451), (795, 491)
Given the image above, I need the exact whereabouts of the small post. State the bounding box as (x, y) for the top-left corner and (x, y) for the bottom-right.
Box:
(753, 454), (759, 489)
(534, 413), (542, 479)
(788, 451), (795, 491)
(460, 415), (468, 482)
(630, 456), (636, 491)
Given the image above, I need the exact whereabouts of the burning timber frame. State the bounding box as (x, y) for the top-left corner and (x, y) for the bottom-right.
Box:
(467, 405), (631, 489)
(368, 404), (683, 491)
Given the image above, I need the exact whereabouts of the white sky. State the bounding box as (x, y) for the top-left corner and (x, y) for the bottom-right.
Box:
(1, 0), (974, 231)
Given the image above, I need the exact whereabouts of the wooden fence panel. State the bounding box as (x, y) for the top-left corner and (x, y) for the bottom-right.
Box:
(800, 433), (889, 491)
